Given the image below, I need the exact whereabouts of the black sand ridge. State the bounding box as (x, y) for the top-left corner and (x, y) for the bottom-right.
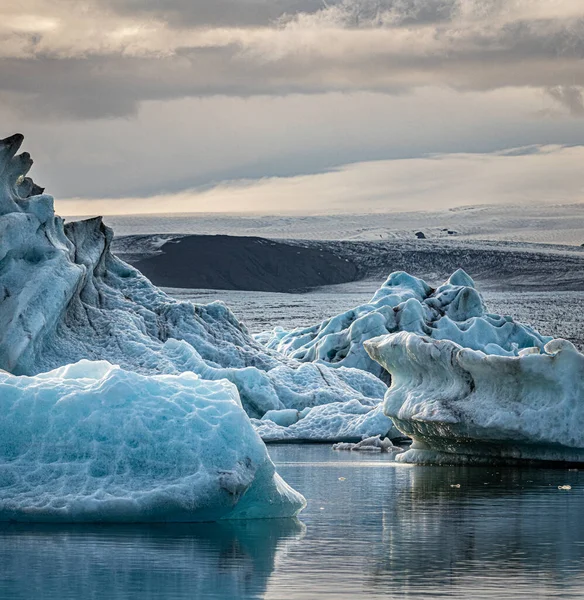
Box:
(116, 234), (584, 293)
(131, 235), (360, 293)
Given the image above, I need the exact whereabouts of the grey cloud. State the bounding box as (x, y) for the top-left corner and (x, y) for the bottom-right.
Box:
(4, 87), (584, 201)
(1, 0), (584, 119)
(99, 0), (459, 28)
(101, 0), (331, 27)
(546, 85), (584, 117)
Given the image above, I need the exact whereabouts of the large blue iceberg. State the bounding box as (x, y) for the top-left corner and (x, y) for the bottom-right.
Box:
(0, 360), (305, 522)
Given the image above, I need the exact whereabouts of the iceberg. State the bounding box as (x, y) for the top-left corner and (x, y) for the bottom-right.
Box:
(0, 360), (305, 522)
(365, 332), (584, 465)
(259, 270), (552, 382)
(0, 133), (384, 419)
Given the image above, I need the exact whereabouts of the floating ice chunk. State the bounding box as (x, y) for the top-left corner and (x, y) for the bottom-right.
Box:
(365, 332), (584, 465)
(0, 361), (305, 522)
(333, 435), (403, 453)
(252, 400), (401, 442)
(259, 268), (552, 381)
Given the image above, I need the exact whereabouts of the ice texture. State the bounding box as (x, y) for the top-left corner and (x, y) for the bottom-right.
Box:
(365, 332), (584, 465)
(252, 400), (400, 442)
(0, 134), (384, 419)
(258, 270), (553, 382)
(0, 360), (305, 522)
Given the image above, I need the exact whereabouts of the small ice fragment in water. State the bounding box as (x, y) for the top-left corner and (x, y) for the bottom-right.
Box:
(332, 435), (402, 453)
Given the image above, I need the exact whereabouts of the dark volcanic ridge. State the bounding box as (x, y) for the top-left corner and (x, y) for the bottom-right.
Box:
(122, 235), (359, 293)
(112, 234), (584, 293)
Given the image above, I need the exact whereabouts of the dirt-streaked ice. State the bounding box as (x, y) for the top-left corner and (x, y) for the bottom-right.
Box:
(365, 332), (584, 465)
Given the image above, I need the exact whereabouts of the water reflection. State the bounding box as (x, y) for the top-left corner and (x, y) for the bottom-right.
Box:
(0, 519), (304, 600)
(2, 447), (584, 600)
(368, 466), (584, 597)
(267, 445), (584, 599)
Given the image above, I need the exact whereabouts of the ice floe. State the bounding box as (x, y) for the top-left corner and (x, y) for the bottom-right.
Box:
(365, 332), (584, 465)
(333, 435), (404, 454)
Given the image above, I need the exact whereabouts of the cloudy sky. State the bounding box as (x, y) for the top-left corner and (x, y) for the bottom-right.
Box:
(1, 0), (583, 215)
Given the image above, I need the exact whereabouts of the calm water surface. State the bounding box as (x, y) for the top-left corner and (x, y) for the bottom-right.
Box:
(1, 444), (584, 599)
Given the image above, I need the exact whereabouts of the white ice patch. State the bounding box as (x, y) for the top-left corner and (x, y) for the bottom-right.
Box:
(333, 435), (404, 454)
(365, 332), (584, 465)
(0, 360), (305, 522)
(252, 400), (401, 442)
(258, 270), (552, 381)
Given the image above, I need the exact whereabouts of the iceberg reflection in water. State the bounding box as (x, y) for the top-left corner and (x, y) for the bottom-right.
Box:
(3, 445), (584, 599)
(0, 520), (304, 600)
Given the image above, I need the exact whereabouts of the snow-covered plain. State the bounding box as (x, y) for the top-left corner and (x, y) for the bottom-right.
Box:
(0, 361), (304, 522)
(96, 205), (584, 246)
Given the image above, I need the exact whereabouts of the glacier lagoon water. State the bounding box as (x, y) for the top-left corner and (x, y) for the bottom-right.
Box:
(1, 444), (584, 600)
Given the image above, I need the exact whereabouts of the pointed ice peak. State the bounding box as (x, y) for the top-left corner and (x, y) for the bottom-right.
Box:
(0, 133), (46, 215)
(447, 268), (475, 288)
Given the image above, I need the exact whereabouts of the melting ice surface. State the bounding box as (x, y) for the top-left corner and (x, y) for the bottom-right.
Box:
(258, 269), (552, 381)
(0, 361), (304, 522)
(2, 445), (584, 600)
(365, 332), (584, 465)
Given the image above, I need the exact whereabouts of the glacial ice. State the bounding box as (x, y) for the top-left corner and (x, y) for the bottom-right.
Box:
(0, 133), (385, 420)
(252, 400), (400, 443)
(259, 270), (553, 382)
(0, 360), (305, 522)
(3, 132), (581, 474)
(365, 332), (584, 465)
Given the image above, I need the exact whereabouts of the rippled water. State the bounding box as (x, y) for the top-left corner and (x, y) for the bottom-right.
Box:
(2, 445), (584, 599)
